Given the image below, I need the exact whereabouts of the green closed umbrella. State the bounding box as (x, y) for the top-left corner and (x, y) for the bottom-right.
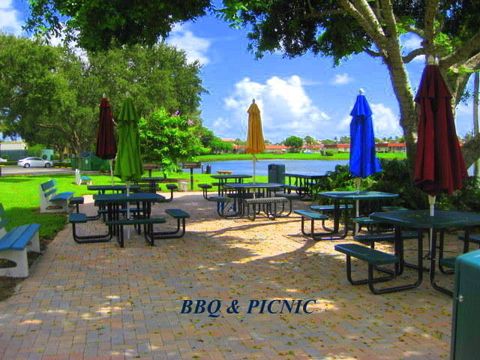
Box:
(114, 97), (143, 185)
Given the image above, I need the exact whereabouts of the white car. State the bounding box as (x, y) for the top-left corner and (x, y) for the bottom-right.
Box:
(0, 157), (7, 163)
(17, 157), (53, 168)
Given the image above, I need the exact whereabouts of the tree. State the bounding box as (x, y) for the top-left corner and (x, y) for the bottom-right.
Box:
(0, 35), (205, 156)
(0, 34), (97, 156)
(139, 108), (208, 172)
(26, 0), (210, 51)
(304, 135), (317, 146)
(219, 1), (480, 169)
(87, 44), (205, 117)
(284, 136), (303, 152)
(26, 1), (480, 168)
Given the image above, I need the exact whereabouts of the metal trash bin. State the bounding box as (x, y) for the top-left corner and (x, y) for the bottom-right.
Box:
(451, 249), (480, 359)
(268, 163), (285, 184)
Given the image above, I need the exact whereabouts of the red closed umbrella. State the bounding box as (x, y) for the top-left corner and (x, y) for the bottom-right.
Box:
(96, 96), (117, 183)
(414, 64), (467, 214)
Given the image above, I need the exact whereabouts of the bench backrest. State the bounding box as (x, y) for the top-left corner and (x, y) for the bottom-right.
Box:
(0, 204), (8, 237)
(40, 180), (57, 199)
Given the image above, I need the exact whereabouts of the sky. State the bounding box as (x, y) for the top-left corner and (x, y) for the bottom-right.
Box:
(2, 0), (476, 143)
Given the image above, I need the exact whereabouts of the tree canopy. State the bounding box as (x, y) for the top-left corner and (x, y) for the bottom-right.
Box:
(27, 0), (210, 51)
(0, 34), (205, 157)
(24, 0), (480, 168)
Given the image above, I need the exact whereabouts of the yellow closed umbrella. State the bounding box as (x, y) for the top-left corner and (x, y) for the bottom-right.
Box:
(246, 99), (265, 182)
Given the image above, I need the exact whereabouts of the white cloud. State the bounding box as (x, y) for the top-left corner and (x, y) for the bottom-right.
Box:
(216, 75), (331, 142)
(166, 24), (211, 65)
(401, 34), (425, 63)
(0, 0), (22, 35)
(331, 73), (353, 85)
(338, 102), (401, 138)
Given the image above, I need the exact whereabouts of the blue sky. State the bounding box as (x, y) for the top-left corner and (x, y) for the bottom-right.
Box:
(3, 0), (476, 143)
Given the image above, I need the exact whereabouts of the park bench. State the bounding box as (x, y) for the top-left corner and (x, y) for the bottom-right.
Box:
(244, 197), (288, 221)
(69, 213), (112, 244)
(150, 208), (190, 242)
(334, 243), (400, 294)
(294, 209), (329, 240)
(39, 180), (74, 213)
(106, 217), (167, 247)
(0, 204), (41, 277)
(75, 169), (92, 185)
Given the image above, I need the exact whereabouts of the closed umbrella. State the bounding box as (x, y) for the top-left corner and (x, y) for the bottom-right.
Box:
(246, 99), (265, 182)
(349, 89), (382, 231)
(414, 64), (467, 215)
(95, 95), (117, 184)
(114, 96), (144, 232)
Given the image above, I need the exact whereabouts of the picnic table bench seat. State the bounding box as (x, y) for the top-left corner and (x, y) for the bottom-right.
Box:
(150, 209), (190, 241)
(40, 180), (74, 213)
(244, 197), (288, 221)
(310, 204), (354, 212)
(294, 209), (330, 241)
(335, 243), (423, 295)
(353, 231), (418, 245)
(0, 204), (40, 278)
(334, 243), (403, 295)
(106, 216), (167, 247)
(69, 213), (112, 244)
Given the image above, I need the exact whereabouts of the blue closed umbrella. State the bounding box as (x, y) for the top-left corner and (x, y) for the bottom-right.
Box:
(349, 90), (382, 234)
(349, 90), (382, 179)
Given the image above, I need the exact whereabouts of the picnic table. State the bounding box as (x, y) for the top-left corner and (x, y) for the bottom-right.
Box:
(317, 191), (399, 239)
(210, 174), (252, 195)
(87, 184), (141, 195)
(223, 182), (285, 219)
(370, 210), (480, 295)
(284, 173), (326, 199)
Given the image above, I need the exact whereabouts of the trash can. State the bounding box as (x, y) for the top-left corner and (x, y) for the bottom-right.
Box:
(268, 164), (285, 184)
(178, 180), (188, 192)
(206, 164), (212, 174)
(451, 250), (480, 359)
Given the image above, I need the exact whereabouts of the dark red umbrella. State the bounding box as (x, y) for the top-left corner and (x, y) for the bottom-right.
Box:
(96, 96), (117, 183)
(414, 65), (467, 214)
(96, 97), (117, 159)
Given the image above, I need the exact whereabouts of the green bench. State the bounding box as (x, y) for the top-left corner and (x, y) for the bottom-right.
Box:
(106, 216), (167, 247)
(0, 204), (41, 277)
(198, 184), (213, 199)
(335, 243), (400, 294)
(310, 204), (353, 212)
(294, 209), (329, 240)
(335, 241), (424, 294)
(244, 197), (288, 220)
(150, 208), (190, 241)
(39, 179), (74, 213)
(69, 213), (112, 244)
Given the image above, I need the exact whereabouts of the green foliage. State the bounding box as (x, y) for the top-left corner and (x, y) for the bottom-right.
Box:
(87, 44), (205, 117)
(27, 0), (210, 51)
(0, 35), (205, 157)
(139, 108), (208, 172)
(284, 136), (303, 152)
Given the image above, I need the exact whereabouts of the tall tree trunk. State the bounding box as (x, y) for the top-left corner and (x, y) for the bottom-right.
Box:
(474, 72), (479, 179)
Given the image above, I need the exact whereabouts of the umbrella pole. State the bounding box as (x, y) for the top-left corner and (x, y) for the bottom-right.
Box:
(354, 178), (361, 234)
(428, 195), (436, 259)
(252, 155), (256, 198)
(126, 182), (131, 240)
(109, 160), (114, 185)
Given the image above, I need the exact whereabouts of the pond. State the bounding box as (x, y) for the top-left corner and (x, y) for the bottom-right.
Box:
(186, 159), (349, 176)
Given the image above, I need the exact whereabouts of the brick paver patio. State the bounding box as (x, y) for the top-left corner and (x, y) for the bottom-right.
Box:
(0, 192), (456, 359)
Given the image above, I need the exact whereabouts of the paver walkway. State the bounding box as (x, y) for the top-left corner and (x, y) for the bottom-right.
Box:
(0, 192), (455, 359)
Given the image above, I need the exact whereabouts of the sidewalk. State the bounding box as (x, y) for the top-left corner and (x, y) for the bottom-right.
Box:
(0, 192), (452, 359)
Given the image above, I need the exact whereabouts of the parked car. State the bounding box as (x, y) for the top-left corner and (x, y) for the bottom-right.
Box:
(17, 157), (53, 168)
(0, 157), (7, 163)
